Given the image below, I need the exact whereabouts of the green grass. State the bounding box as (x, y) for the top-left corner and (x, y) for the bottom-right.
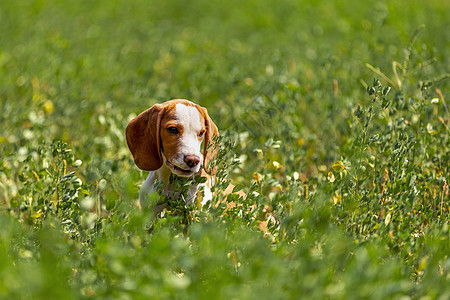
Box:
(0, 0), (449, 298)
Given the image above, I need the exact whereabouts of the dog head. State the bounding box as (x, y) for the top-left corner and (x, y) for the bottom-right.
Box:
(126, 99), (219, 177)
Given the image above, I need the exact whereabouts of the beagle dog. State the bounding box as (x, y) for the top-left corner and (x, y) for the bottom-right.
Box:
(126, 99), (219, 209)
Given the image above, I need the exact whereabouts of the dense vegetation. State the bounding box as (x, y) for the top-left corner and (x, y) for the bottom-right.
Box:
(1, 0), (449, 298)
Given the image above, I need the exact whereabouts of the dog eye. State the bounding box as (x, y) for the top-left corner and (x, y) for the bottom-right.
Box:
(168, 127), (179, 134)
(198, 130), (206, 138)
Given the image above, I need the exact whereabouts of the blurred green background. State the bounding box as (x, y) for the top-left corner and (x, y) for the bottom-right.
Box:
(2, 0), (448, 160)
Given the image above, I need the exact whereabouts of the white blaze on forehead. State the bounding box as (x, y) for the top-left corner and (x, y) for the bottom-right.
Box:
(175, 103), (203, 132)
(174, 103), (203, 156)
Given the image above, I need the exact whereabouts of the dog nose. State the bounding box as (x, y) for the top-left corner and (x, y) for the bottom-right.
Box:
(184, 155), (200, 168)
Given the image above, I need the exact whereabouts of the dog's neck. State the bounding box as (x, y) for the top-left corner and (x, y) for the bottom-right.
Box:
(139, 164), (210, 209)
(154, 164), (199, 205)
(154, 164), (173, 186)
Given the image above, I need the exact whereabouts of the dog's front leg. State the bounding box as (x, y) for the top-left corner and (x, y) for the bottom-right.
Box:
(185, 184), (199, 206)
(139, 172), (158, 208)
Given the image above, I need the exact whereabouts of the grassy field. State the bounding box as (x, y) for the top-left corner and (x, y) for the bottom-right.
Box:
(1, 0), (449, 298)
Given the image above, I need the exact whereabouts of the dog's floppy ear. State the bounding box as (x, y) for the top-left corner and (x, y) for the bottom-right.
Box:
(126, 103), (165, 171)
(198, 106), (219, 175)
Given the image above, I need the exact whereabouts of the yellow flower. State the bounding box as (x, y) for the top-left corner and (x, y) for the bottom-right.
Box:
(272, 161), (282, 170)
(333, 194), (342, 204)
(43, 100), (54, 114)
(327, 172), (335, 183)
(385, 213), (392, 226)
(253, 172), (263, 183)
(332, 161), (346, 172)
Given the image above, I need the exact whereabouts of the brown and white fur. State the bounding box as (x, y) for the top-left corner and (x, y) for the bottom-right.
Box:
(126, 99), (218, 209)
